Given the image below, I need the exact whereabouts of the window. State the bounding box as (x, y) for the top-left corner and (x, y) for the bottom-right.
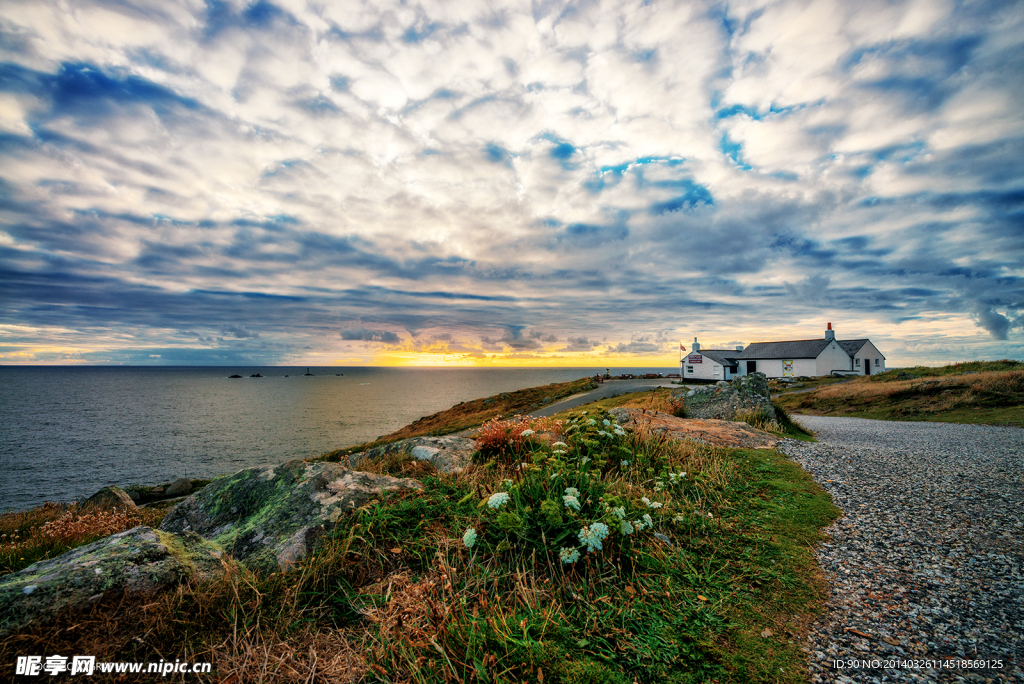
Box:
(856, 358), (861, 366)
(686, 366), (694, 373)
(876, 359), (880, 365)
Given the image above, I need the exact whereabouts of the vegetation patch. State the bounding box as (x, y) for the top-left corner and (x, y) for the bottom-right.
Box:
(2, 400), (838, 683)
(777, 362), (1024, 427)
(0, 503), (167, 575)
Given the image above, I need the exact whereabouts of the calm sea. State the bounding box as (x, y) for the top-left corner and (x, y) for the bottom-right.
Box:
(0, 366), (674, 512)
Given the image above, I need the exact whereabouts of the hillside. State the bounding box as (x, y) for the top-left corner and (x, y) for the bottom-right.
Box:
(776, 360), (1024, 427)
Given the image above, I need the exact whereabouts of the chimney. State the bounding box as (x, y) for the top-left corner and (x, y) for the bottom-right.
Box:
(735, 345), (744, 351)
(825, 322), (835, 341)
(692, 337), (701, 352)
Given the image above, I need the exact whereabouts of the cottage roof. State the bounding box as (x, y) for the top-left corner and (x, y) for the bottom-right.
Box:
(838, 339), (879, 357)
(735, 339), (831, 360)
(689, 349), (740, 365)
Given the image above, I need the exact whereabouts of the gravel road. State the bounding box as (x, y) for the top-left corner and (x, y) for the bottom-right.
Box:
(781, 416), (1023, 683)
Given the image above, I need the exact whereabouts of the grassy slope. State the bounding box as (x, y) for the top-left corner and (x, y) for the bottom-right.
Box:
(776, 361), (1024, 427)
(317, 376), (598, 461)
(2, 385), (837, 684)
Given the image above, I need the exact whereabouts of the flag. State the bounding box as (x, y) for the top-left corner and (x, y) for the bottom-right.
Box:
(679, 343), (686, 351)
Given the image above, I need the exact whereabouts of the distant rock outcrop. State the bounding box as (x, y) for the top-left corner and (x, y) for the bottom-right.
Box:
(351, 435), (476, 474)
(676, 372), (777, 422)
(0, 527), (223, 636)
(160, 460), (421, 573)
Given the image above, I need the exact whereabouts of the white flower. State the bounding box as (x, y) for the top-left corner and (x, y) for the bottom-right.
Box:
(620, 460), (630, 467)
(620, 520), (634, 535)
(598, 430), (610, 437)
(552, 442), (568, 449)
(564, 487), (580, 498)
(633, 518), (646, 531)
(463, 527), (477, 548)
(611, 506), (626, 520)
(578, 522), (610, 552)
(559, 547), (580, 564)
(563, 495), (581, 511)
(603, 419), (611, 427)
(520, 429), (535, 437)
(549, 472), (562, 480)
(588, 419), (597, 426)
(673, 514), (686, 522)
(641, 497), (663, 509)
(643, 513), (654, 527)
(581, 457), (591, 465)
(487, 492), (510, 509)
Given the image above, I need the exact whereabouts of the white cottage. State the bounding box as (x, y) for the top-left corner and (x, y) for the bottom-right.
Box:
(682, 339), (744, 381)
(732, 323), (885, 378)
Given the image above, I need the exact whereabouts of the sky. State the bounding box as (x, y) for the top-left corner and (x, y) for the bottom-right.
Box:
(0, 0), (1022, 368)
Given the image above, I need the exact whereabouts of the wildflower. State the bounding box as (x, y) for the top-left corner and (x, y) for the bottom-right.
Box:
(603, 419), (611, 427)
(620, 520), (634, 535)
(643, 513), (654, 528)
(487, 492), (510, 509)
(641, 497), (663, 509)
(500, 479), (514, 489)
(598, 430), (610, 437)
(673, 514), (686, 522)
(463, 527), (477, 548)
(654, 480), (665, 492)
(614, 428), (626, 437)
(620, 460), (629, 467)
(578, 522), (610, 552)
(559, 547), (581, 564)
(633, 518), (646, 531)
(564, 487), (580, 498)
(520, 429), (535, 437)
(563, 495), (581, 511)
(611, 506), (626, 520)
(552, 441), (568, 449)
(549, 472), (562, 480)
(581, 457), (591, 465)
(588, 419), (597, 426)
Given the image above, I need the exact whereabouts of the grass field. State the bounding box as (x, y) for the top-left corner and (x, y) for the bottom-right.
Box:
(776, 361), (1024, 427)
(1, 386), (838, 683)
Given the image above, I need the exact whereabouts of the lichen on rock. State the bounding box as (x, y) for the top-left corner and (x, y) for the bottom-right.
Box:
(352, 435), (475, 474)
(159, 460), (421, 573)
(0, 526), (223, 636)
(677, 372), (777, 422)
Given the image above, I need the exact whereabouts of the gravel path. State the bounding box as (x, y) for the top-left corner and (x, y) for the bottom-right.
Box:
(780, 416), (1023, 683)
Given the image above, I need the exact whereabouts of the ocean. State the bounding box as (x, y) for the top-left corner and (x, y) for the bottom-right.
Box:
(0, 365), (675, 512)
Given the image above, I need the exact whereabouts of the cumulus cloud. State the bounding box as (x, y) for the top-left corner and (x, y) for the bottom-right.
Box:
(0, 0), (1021, 364)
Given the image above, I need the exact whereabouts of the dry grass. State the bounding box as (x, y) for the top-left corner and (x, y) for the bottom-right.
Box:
(1, 503), (167, 574)
(814, 369), (1023, 402)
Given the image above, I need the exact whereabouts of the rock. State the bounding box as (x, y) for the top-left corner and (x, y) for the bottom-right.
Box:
(81, 486), (137, 512)
(165, 478), (193, 497)
(353, 435), (476, 474)
(0, 526), (223, 636)
(160, 461), (421, 573)
(228, 374), (243, 378)
(896, 371), (917, 380)
(678, 372), (776, 422)
(608, 408), (779, 449)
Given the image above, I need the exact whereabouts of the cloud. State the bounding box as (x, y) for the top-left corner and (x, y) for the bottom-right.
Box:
(0, 0), (1021, 365)
(340, 327), (401, 343)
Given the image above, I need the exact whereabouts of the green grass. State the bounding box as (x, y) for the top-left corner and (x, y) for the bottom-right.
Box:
(869, 359), (1023, 382)
(769, 376), (850, 395)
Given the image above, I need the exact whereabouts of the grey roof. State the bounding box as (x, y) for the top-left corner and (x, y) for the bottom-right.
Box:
(690, 349), (740, 365)
(735, 339), (831, 360)
(736, 338), (883, 360)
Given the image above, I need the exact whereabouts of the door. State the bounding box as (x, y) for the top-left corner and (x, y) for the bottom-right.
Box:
(864, 358), (870, 375)
(746, 361), (756, 374)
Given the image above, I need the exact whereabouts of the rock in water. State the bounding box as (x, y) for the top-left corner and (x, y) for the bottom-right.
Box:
(352, 435), (476, 474)
(81, 485), (137, 511)
(677, 372), (777, 422)
(160, 461), (421, 573)
(0, 526), (223, 636)
(165, 478), (192, 497)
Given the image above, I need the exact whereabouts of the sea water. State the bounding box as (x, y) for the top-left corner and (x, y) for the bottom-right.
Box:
(0, 366), (673, 511)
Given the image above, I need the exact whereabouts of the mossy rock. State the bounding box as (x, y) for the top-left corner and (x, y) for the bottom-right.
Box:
(160, 460), (421, 574)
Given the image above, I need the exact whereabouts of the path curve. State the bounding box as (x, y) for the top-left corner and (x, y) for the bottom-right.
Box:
(780, 416), (1023, 683)
(528, 378), (684, 417)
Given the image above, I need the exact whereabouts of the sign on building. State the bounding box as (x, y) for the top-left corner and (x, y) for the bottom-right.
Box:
(688, 355), (703, 364)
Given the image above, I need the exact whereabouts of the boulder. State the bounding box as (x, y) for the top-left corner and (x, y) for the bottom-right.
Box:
(81, 485), (137, 512)
(608, 408), (779, 449)
(352, 435), (475, 474)
(897, 371), (917, 380)
(160, 460), (421, 573)
(165, 478), (192, 497)
(0, 526), (223, 636)
(676, 372), (776, 422)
